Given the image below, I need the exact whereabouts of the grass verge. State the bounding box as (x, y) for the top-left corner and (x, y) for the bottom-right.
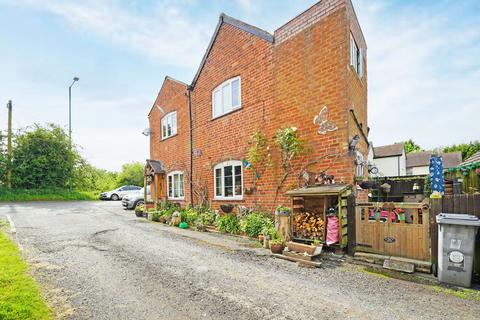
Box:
(0, 188), (98, 201)
(431, 286), (480, 301)
(0, 223), (52, 319)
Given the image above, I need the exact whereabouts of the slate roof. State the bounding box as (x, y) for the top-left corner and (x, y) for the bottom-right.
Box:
(373, 143), (405, 158)
(146, 159), (165, 174)
(406, 151), (462, 169)
(459, 151), (480, 166)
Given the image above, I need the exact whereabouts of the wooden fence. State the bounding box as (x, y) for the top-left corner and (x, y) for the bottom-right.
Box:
(430, 194), (480, 277)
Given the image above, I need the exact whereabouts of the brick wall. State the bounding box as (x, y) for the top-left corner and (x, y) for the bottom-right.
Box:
(191, 23), (274, 209)
(148, 77), (190, 206)
(149, 0), (368, 212)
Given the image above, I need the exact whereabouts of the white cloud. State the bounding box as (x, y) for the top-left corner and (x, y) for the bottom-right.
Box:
(354, 0), (480, 149)
(8, 0), (210, 67)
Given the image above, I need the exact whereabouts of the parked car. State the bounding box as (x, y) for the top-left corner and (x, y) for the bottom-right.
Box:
(122, 187), (149, 210)
(99, 185), (142, 201)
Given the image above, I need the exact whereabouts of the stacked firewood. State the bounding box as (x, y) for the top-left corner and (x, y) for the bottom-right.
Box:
(293, 212), (324, 240)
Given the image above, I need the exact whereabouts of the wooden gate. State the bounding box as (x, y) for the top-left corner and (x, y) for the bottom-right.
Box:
(355, 202), (430, 261)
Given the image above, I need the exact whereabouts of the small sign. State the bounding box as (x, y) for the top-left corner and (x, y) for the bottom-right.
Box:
(384, 236), (396, 243)
(193, 149), (202, 157)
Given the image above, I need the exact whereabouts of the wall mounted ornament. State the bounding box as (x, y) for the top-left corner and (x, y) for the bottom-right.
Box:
(313, 106), (337, 135)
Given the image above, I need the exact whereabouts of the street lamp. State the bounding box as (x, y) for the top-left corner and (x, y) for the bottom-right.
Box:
(69, 77), (79, 191)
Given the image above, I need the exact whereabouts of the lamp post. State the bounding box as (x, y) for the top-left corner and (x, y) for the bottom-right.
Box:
(69, 77), (79, 191)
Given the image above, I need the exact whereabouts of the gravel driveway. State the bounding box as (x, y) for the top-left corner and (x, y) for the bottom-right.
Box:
(1, 201), (478, 320)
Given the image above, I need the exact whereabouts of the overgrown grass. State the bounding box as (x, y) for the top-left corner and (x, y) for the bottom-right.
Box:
(432, 286), (480, 301)
(0, 225), (52, 319)
(0, 188), (98, 202)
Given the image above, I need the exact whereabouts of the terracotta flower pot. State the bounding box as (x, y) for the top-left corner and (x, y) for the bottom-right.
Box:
(270, 243), (285, 254)
(258, 235), (265, 242)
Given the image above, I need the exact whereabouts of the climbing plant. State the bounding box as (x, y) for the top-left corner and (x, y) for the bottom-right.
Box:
(246, 129), (272, 190)
(274, 127), (305, 201)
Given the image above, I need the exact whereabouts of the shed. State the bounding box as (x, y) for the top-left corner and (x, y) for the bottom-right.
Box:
(286, 184), (352, 249)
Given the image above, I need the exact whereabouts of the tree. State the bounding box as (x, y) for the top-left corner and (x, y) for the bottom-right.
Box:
(442, 141), (480, 161)
(402, 139), (422, 153)
(116, 162), (144, 187)
(73, 158), (118, 192)
(12, 124), (77, 189)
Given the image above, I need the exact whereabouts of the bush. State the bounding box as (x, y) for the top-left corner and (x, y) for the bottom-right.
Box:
(216, 214), (240, 234)
(151, 211), (160, 222)
(240, 212), (273, 238)
(196, 210), (216, 226)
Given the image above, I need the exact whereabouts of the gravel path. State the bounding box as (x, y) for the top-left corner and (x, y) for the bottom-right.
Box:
(1, 201), (478, 320)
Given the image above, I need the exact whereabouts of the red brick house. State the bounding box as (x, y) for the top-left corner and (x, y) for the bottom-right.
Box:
(146, 0), (368, 212)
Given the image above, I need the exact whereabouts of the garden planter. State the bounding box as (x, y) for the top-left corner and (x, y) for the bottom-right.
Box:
(270, 243), (285, 254)
(179, 222), (188, 229)
(220, 204), (234, 214)
(159, 216), (167, 223)
(287, 241), (319, 255)
(135, 211), (144, 218)
(258, 235), (264, 242)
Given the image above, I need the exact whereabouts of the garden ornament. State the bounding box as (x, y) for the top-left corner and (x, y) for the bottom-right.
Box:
(313, 106), (337, 134)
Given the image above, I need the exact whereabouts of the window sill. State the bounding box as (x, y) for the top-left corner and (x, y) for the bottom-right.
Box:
(161, 133), (178, 141)
(211, 106), (242, 121)
(213, 196), (244, 201)
(168, 197), (185, 201)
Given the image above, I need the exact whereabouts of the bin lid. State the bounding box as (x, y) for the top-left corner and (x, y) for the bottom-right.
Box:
(436, 213), (480, 226)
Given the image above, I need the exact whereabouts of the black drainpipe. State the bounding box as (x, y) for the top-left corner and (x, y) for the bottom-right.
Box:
(187, 85), (194, 206)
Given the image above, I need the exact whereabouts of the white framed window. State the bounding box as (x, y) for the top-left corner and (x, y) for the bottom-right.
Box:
(214, 160), (243, 200)
(212, 77), (241, 118)
(161, 111), (177, 140)
(167, 171), (184, 200)
(350, 33), (363, 79)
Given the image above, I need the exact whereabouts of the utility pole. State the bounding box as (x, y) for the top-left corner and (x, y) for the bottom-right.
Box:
(68, 77), (79, 192)
(6, 100), (12, 189)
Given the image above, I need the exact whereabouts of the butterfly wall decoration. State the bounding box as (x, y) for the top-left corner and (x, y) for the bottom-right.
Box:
(313, 106), (337, 135)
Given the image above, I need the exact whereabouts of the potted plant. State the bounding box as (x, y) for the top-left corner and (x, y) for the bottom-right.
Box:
(134, 204), (144, 217)
(220, 204), (234, 214)
(269, 230), (285, 254)
(275, 205), (291, 216)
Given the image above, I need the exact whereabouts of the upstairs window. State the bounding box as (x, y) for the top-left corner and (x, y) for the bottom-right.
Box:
(214, 160), (243, 200)
(161, 111), (177, 140)
(168, 171), (184, 200)
(350, 33), (363, 79)
(212, 77), (241, 118)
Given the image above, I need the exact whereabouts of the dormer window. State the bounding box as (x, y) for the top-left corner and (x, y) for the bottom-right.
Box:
(161, 111), (177, 140)
(212, 77), (241, 118)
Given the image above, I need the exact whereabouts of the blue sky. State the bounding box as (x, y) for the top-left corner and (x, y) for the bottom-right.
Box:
(0, 0), (479, 171)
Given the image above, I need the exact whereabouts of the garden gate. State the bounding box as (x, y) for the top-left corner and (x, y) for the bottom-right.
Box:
(355, 202), (430, 261)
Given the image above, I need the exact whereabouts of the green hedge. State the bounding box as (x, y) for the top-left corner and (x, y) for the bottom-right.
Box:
(0, 188), (98, 202)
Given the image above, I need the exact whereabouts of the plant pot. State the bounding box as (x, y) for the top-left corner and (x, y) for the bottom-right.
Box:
(179, 222), (188, 229)
(270, 243), (285, 254)
(159, 216), (167, 223)
(220, 204), (234, 214)
(135, 211), (144, 217)
(258, 235), (265, 242)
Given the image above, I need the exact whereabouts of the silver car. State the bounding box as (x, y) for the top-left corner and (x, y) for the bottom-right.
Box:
(99, 185), (142, 201)
(122, 187), (149, 210)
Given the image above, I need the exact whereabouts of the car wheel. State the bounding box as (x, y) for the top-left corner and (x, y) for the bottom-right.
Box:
(111, 194), (119, 201)
(134, 200), (144, 209)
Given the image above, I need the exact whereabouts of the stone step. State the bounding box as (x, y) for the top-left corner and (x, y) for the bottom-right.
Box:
(383, 259), (415, 273)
